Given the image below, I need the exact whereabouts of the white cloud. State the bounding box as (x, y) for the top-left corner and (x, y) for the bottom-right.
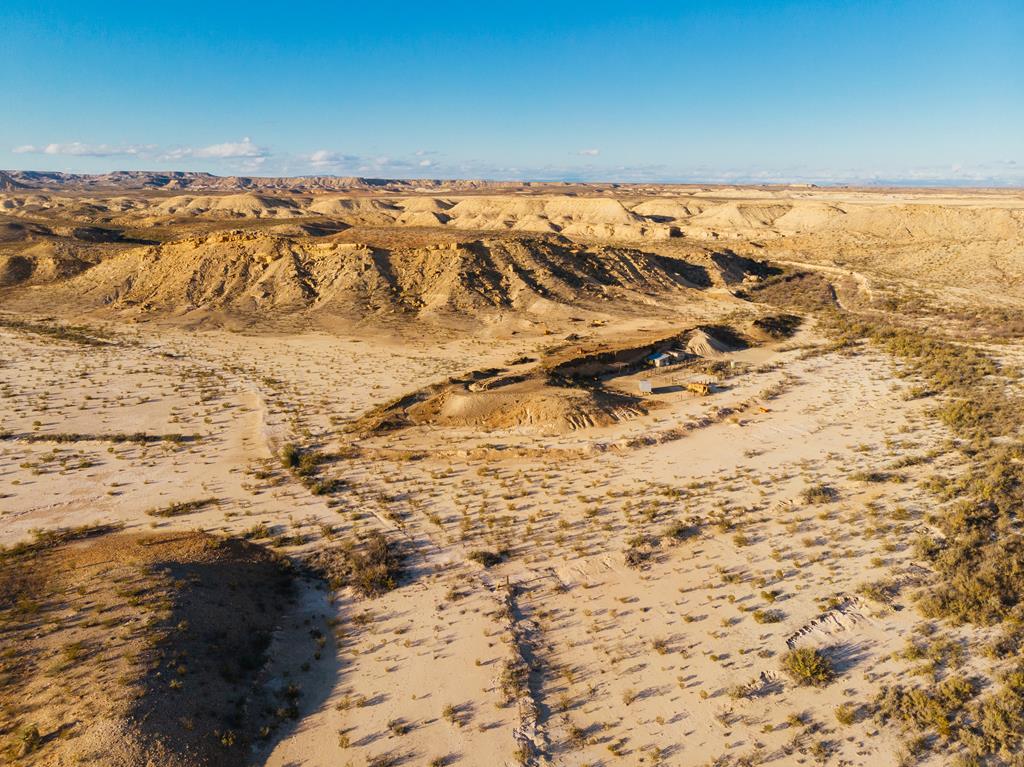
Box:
(307, 149), (360, 168)
(13, 142), (150, 157)
(164, 137), (267, 160)
(577, 148), (600, 156)
(302, 150), (455, 175)
(11, 138), (268, 164)
(193, 137), (265, 159)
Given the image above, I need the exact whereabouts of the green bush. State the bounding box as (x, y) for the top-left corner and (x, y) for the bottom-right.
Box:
(467, 550), (505, 568)
(801, 483), (836, 504)
(874, 676), (977, 740)
(781, 647), (834, 687)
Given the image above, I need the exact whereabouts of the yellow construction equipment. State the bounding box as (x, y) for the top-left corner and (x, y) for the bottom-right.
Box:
(686, 381), (711, 396)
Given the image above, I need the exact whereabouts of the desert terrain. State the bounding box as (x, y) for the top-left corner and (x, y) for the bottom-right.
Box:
(2, 172), (1024, 767)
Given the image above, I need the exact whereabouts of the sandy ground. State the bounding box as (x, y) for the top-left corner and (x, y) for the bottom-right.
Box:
(0, 315), (971, 767)
(3, 182), (1021, 766)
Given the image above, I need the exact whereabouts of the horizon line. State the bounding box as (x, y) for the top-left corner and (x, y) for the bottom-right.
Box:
(3, 168), (1023, 192)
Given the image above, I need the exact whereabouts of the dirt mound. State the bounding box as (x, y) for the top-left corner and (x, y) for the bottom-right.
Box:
(0, 242), (93, 287)
(0, 170), (517, 193)
(689, 202), (793, 233)
(299, 194), (678, 239)
(629, 198), (707, 220)
(154, 193), (302, 218)
(266, 220), (350, 237)
(0, 220), (52, 242)
(397, 209), (451, 227)
(396, 196), (454, 213)
(64, 230), (317, 312)
(50, 231), (707, 320)
(418, 381), (648, 433)
(685, 327), (742, 358)
(305, 196), (401, 223)
(442, 195), (675, 239)
(0, 528), (295, 767)
(353, 372), (648, 435)
(709, 250), (782, 284)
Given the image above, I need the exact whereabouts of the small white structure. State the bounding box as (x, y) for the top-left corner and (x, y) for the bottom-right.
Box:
(648, 352), (673, 368)
(638, 380), (653, 395)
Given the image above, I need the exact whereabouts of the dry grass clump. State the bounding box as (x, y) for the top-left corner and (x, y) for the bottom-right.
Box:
(467, 549), (506, 568)
(279, 443), (344, 496)
(916, 448), (1024, 626)
(662, 518), (701, 543)
(1, 431), (193, 445)
(0, 523), (121, 560)
(781, 647), (835, 687)
(146, 497), (219, 518)
(306, 531), (403, 598)
(0, 316), (114, 347)
(753, 608), (784, 624)
(801, 483), (836, 504)
(874, 676), (977, 740)
(738, 271), (837, 312)
(959, 667), (1024, 761)
(822, 315), (1024, 628)
(751, 313), (803, 339)
(869, 670), (1024, 764)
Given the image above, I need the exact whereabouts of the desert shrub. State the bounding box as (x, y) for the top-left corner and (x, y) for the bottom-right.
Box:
(984, 624), (1024, 660)
(781, 647), (834, 687)
(752, 313), (803, 339)
(306, 531), (403, 598)
(801, 483), (836, 504)
(849, 470), (891, 483)
(912, 533), (942, 560)
(0, 317), (111, 347)
(347, 533), (402, 597)
(916, 462), (1024, 625)
(13, 724), (41, 757)
(499, 658), (528, 703)
(467, 550), (505, 568)
(740, 271), (837, 312)
(623, 544), (651, 569)
(242, 522), (271, 540)
(662, 519), (700, 543)
(387, 718), (409, 736)
(753, 609), (784, 624)
(279, 443), (325, 476)
(874, 676), (978, 740)
(835, 703), (857, 725)
(305, 477), (344, 495)
(949, 755), (981, 767)
(147, 497), (218, 518)
(962, 667), (1024, 759)
(857, 579), (898, 604)
(296, 450), (324, 477)
(279, 443), (300, 469)
(822, 317), (1024, 628)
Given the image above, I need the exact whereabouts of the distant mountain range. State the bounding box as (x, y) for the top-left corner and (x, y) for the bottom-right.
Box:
(0, 170), (541, 193)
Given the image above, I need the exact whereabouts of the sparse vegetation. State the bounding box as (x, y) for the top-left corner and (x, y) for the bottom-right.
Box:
(306, 531), (403, 597)
(781, 647), (835, 687)
(146, 497), (219, 517)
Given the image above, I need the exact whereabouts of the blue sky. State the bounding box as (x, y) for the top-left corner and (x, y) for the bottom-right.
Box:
(2, 1), (1022, 184)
